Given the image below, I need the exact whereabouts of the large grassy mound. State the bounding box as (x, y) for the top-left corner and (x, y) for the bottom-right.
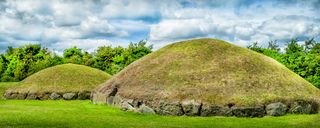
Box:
(93, 38), (320, 108)
(8, 64), (111, 93)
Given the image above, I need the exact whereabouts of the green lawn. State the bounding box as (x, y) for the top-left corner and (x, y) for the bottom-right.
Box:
(0, 100), (319, 128)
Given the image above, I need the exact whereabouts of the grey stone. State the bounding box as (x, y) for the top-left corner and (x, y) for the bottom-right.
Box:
(181, 100), (201, 116)
(121, 101), (135, 111)
(26, 93), (38, 100)
(200, 105), (232, 116)
(107, 96), (123, 107)
(138, 104), (156, 114)
(4, 92), (18, 99)
(38, 93), (50, 100)
(266, 102), (287, 116)
(126, 99), (134, 105)
(232, 106), (265, 117)
(112, 96), (124, 106)
(77, 91), (91, 100)
(310, 101), (319, 114)
(289, 101), (312, 114)
(63, 93), (77, 100)
(107, 96), (114, 105)
(91, 92), (107, 104)
(50, 93), (61, 100)
(158, 101), (184, 116)
(16, 93), (27, 100)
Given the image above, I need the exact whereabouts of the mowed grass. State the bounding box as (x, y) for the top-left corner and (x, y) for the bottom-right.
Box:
(0, 82), (18, 99)
(0, 100), (319, 128)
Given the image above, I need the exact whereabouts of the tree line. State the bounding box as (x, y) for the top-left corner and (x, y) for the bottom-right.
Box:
(248, 38), (320, 89)
(0, 40), (152, 82)
(1, 38), (320, 89)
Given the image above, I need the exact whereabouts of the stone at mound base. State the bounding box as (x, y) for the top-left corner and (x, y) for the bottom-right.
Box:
(158, 101), (184, 116)
(77, 91), (91, 100)
(289, 101), (312, 114)
(266, 102), (287, 116)
(181, 100), (201, 116)
(26, 93), (38, 100)
(137, 104), (156, 114)
(92, 38), (320, 117)
(200, 105), (232, 116)
(63, 93), (77, 100)
(232, 106), (266, 117)
(50, 93), (61, 100)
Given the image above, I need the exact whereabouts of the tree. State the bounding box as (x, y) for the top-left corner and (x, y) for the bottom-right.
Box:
(63, 47), (84, 64)
(82, 52), (94, 66)
(0, 40), (153, 81)
(247, 42), (263, 53)
(267, 40), (280, 51)
(93, 46), (115, 72)
(310, 43), (320, 54)
(123, 40), (152, 65)
(285, 38), (303, 54)
(304, 38), (316, 52)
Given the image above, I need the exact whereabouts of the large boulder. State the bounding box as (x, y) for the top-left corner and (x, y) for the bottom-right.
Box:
(266, 102), (287, 116)
(50, 93), (61, 100)
(289, 101), (312, 114)
(121, 101), (135, 111)
(63, 93), (77, 100)
(137, 104), (156, 114)
(4, 92), (18, 99)
(158, 101), (184, 116)
(310, 101), (319, 114)
(16, 93), (27, 100)
(38, 93), (50, 100)
(25, 93), (38, 100)
(232, 106), (265, 117)
(77, 91), (91, 100)
(181, 100), (201, 116)
(200, 105), (232, 116)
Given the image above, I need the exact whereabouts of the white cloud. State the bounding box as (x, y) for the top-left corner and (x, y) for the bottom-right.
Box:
(0, 0), (320, 52)
(149, 1), (320, 48)
(49, 39), (118, 55)
(100, 0), (160, 19)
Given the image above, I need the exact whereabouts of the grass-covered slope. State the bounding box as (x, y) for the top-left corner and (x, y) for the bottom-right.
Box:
(8, 64), (111, 93)
(95, 38), (320, 106)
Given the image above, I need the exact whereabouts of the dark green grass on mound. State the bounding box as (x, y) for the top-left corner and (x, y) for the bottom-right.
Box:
(0, 100), (319, 128)
(8, 64), (112, 93)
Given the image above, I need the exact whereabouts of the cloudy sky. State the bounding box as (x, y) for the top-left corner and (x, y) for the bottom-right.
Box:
(0, 0), (320, 53)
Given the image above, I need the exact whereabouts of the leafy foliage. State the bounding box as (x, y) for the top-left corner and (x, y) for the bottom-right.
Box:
(0, 40), (152, 81)
(248, 38), (320, 89)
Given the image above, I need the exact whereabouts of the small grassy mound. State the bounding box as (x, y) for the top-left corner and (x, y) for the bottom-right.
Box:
(94, 38), (320, 106)
(8, 64), (111, 93)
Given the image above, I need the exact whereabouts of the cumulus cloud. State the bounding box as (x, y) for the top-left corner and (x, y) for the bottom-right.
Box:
(49, 39), (115, 54)
(149, 0), (320, 48)
(0, 0), (319, 52)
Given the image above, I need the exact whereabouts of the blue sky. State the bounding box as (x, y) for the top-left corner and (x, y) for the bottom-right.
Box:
(0, 0), (320, 53)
